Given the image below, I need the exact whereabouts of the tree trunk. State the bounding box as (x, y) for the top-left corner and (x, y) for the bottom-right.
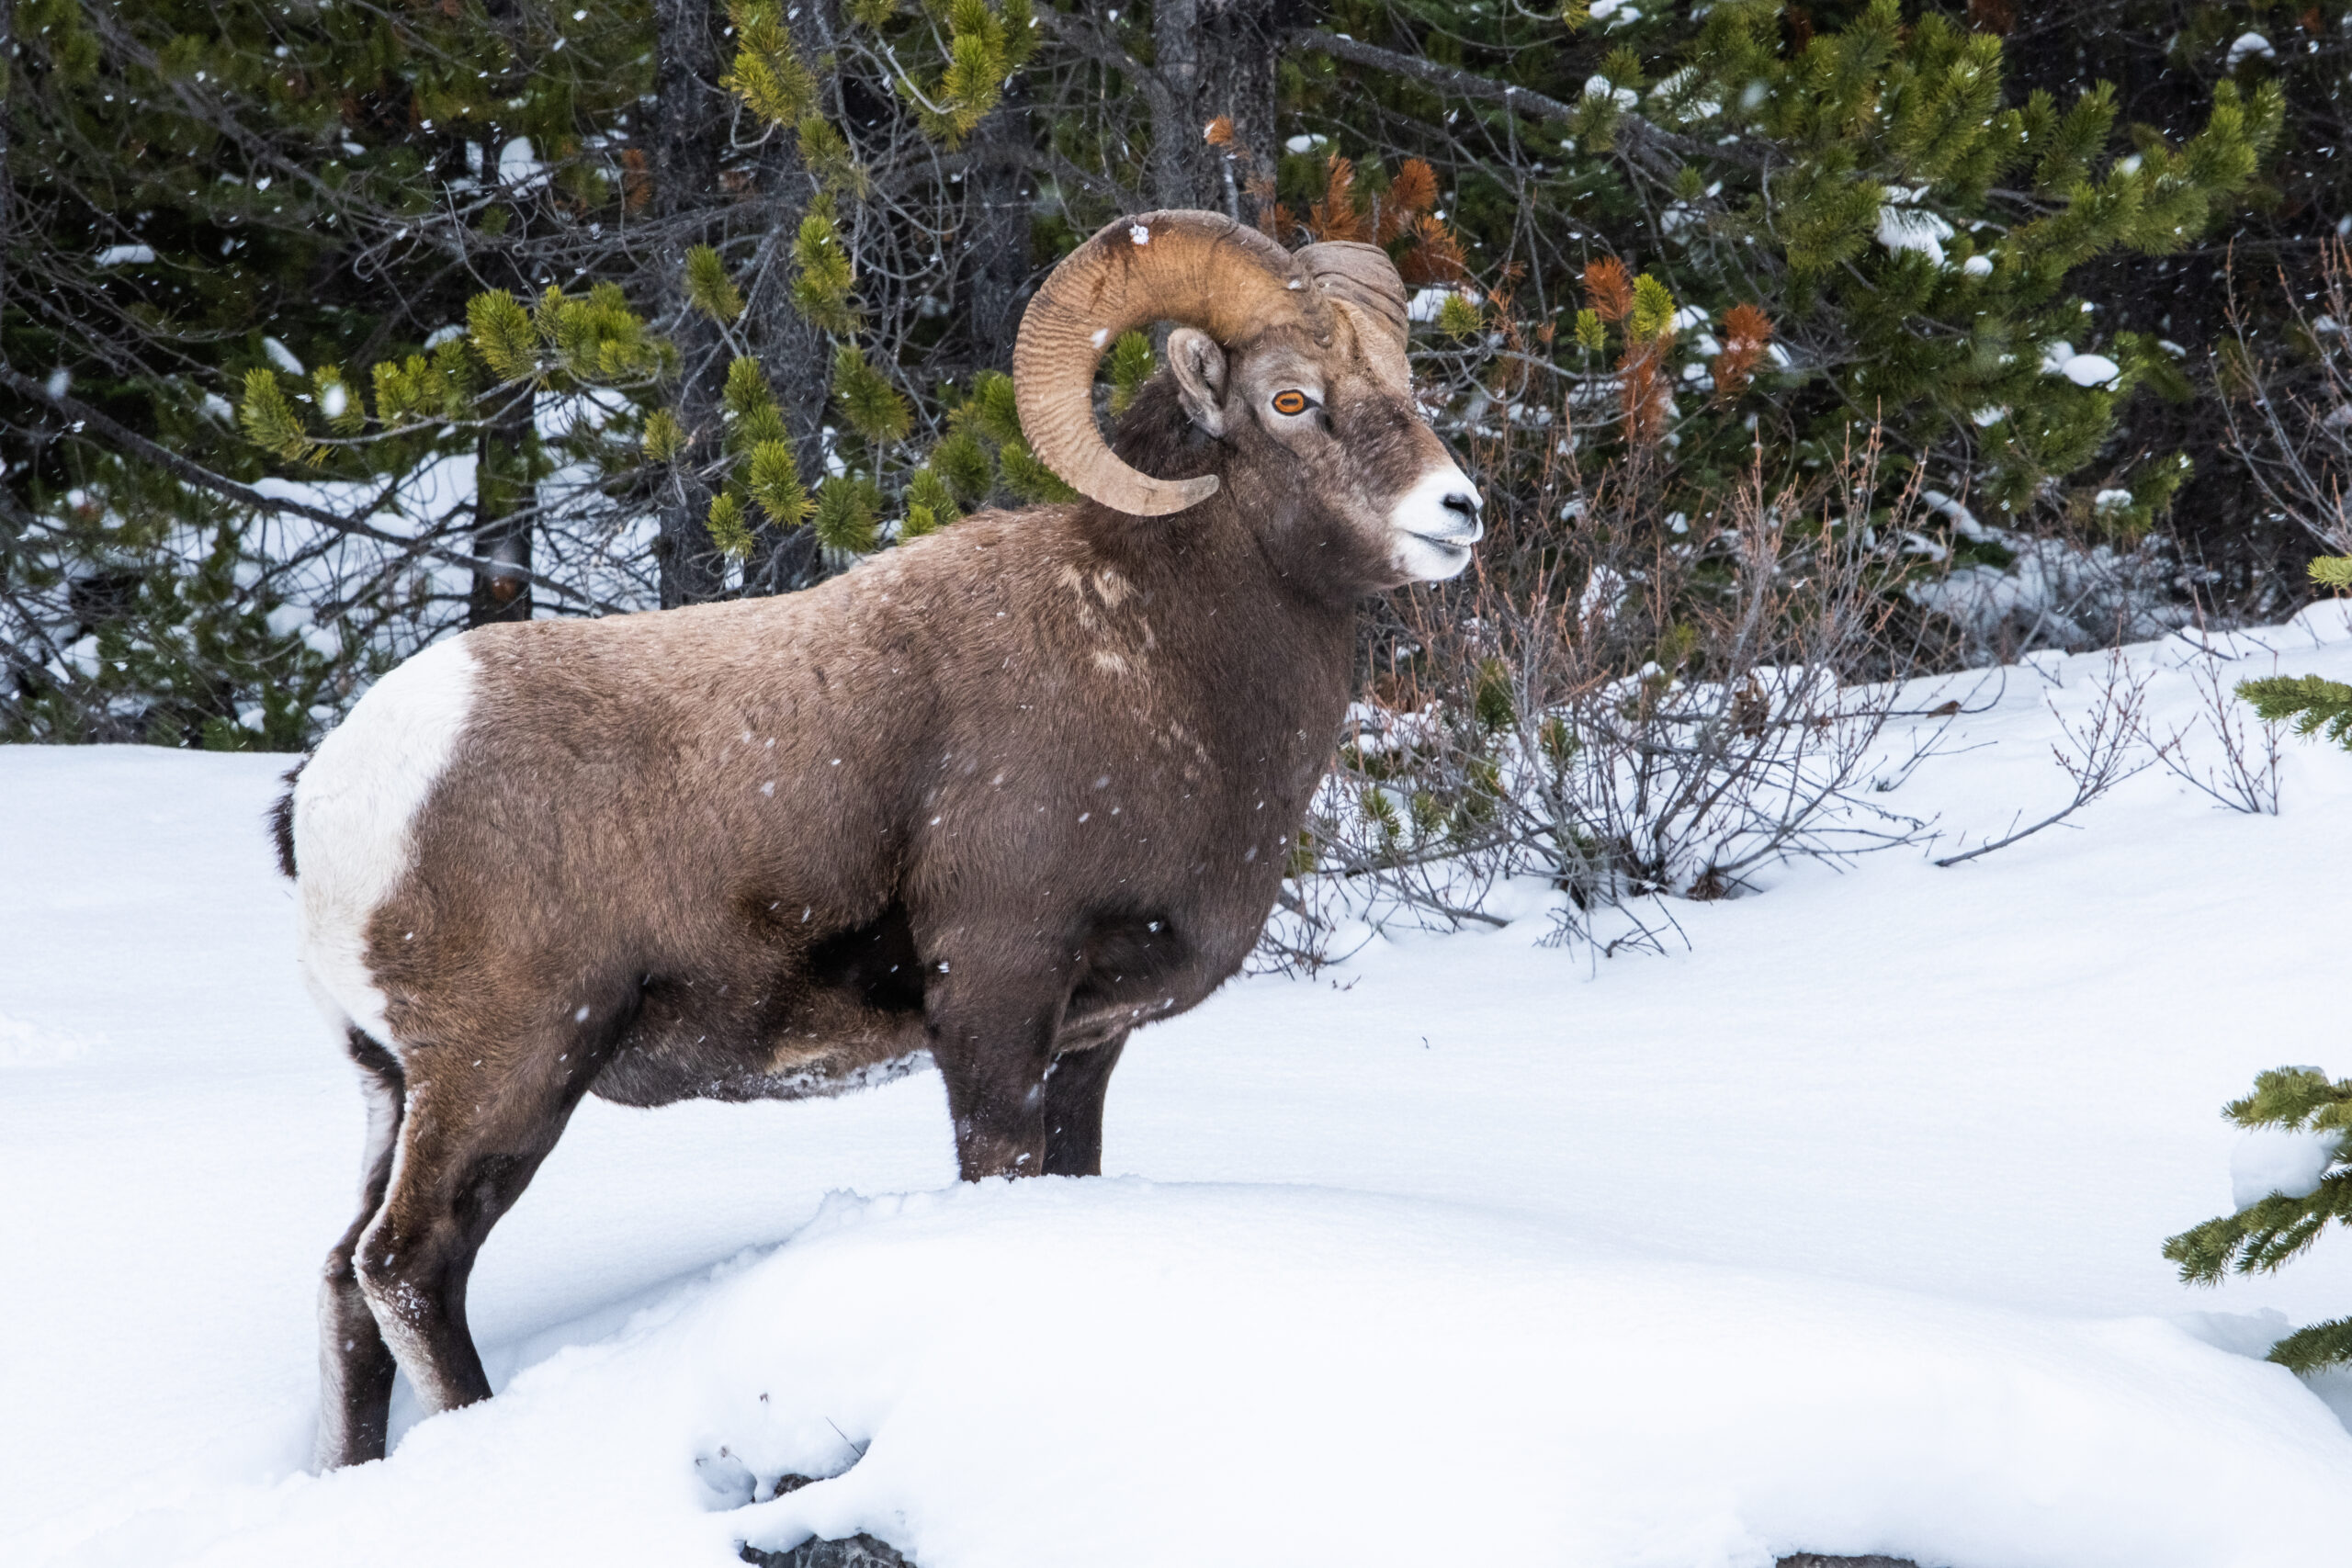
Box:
(965, 80), (1034, 374)
(650, 0), (732, 608)
(468, 127), (537, 627)
(0, 0), (15, 318)
(1204, 0), (1291, 226)
(466, 397), (535, 626)
(742, 0), (837, 597)
(1144, 1), (1288, 218)
(1148, 0), (1204, 211)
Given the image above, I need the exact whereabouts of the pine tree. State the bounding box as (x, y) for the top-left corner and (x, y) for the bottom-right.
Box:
(1, 1), (2324, 750)
(1290, 0), (2278, 538)
(2, 0), (650, 741)
(2165, 1066), (2352, 1372)
(2236, 556), (2352, 747)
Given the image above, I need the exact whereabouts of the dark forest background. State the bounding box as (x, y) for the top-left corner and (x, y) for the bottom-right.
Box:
(4, 0), (2346, 752)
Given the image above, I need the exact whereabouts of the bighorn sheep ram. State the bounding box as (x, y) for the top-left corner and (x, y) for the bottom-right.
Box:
(282, 210), (1482, 1468)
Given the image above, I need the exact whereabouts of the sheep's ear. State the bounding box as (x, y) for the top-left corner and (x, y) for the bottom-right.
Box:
(1167, 328), (1229, 438)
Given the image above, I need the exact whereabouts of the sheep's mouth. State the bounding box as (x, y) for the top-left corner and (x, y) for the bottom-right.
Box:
(1403, 525), (1482, 553)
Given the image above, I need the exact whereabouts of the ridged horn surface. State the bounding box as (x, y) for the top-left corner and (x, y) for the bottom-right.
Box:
(1297, 241), (1410, 347)
(1013, 210), (1316, 517)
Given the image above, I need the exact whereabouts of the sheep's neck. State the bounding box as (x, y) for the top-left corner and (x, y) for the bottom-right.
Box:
(1074, 499), (1359, 799)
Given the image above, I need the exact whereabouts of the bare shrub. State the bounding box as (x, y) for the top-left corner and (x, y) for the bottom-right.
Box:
(2217, 237), (2352, 570)
(1266, 424), (1937, 965)
(2143, 628), (2285, 816)
(1933, 650), (2154, 867)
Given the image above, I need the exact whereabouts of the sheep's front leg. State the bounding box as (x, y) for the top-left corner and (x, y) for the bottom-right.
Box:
(927, 980), (1064, 1179)
(1043, 1033), (1127, 1177)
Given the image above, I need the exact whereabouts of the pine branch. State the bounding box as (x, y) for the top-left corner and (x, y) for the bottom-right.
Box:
(1283, 28), (1756, 177)
(2267, 1316), (2352, 1375)
(0, 365), (629, 615)
(2240, 673), (2352, 750)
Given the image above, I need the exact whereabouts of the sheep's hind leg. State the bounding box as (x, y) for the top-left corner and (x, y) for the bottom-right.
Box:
(315, 1028), (405, 1469)
(354, 1010), (620, 1421)
(1042, 1033), (1127, 1177)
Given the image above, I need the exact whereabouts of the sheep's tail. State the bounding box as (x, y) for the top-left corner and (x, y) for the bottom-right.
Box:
(269, 759), (306, 880)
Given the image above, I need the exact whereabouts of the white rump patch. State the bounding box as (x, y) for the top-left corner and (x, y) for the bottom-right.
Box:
(1386, 463), (1485, 583)
(293, 634), (480, 1047)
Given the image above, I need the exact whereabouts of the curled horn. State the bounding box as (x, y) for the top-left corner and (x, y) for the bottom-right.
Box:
(1013, 210), (1318, 517)
(1297, 241), (1410, 346)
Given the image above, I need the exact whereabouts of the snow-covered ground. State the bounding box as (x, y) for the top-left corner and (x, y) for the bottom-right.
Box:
(9, 607), (2352, 1566)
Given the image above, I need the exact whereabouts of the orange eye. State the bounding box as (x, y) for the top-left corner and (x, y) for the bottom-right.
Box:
(1271, 389), (1310, 416)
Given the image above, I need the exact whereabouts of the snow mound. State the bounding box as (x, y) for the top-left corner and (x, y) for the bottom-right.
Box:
(0, 1011), (94, 1067)
(66, 1180), (2352, 1568)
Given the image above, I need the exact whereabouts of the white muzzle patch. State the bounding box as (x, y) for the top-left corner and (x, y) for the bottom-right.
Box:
(1387, 464), (1485, 581)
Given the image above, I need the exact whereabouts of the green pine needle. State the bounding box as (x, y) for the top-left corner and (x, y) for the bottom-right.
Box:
(2165, 1066), (2352, 1370)
(747, 439), (813, 527)
(929, 428), (994, 503)
(2267, 1317), (2352, 1375)
(790, 201), (861, 334)
(2238, 674), (2352, 750)
(1000, 0), (1038, 68)
(1628, 274), (1678, 342)
(706, 491), (755, 560)
(722, 357), (787, 453)
(963, 370), (1023, 446)
(368, 353), (464, 429)
(311, 367), (364, 435)
(431, 336), (479, 401)
(797, 114), (866, 198)
(722, 5), (818, 128)
(641, 408), (686, 463)
(468, 290), (537, 384)
(997, 436), (1076, 503)
(1474, 658), (1517, 732)
(2222, 1066), (2352, 1133)
(934, 30), (1003, 142)
(831, 344), (911, 445)
(733, 401), (788, 454)
(1106, 330), (1156, 415)
(722, 356), (775, 420)
(813, 475), (879, 553)
(900, 466), (958, 537)
(684, 245), (744, 323)
(237, 367), (319, 465)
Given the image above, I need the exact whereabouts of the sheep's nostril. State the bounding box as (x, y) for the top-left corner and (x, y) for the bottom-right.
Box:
(1442, 491), (1481, 523)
